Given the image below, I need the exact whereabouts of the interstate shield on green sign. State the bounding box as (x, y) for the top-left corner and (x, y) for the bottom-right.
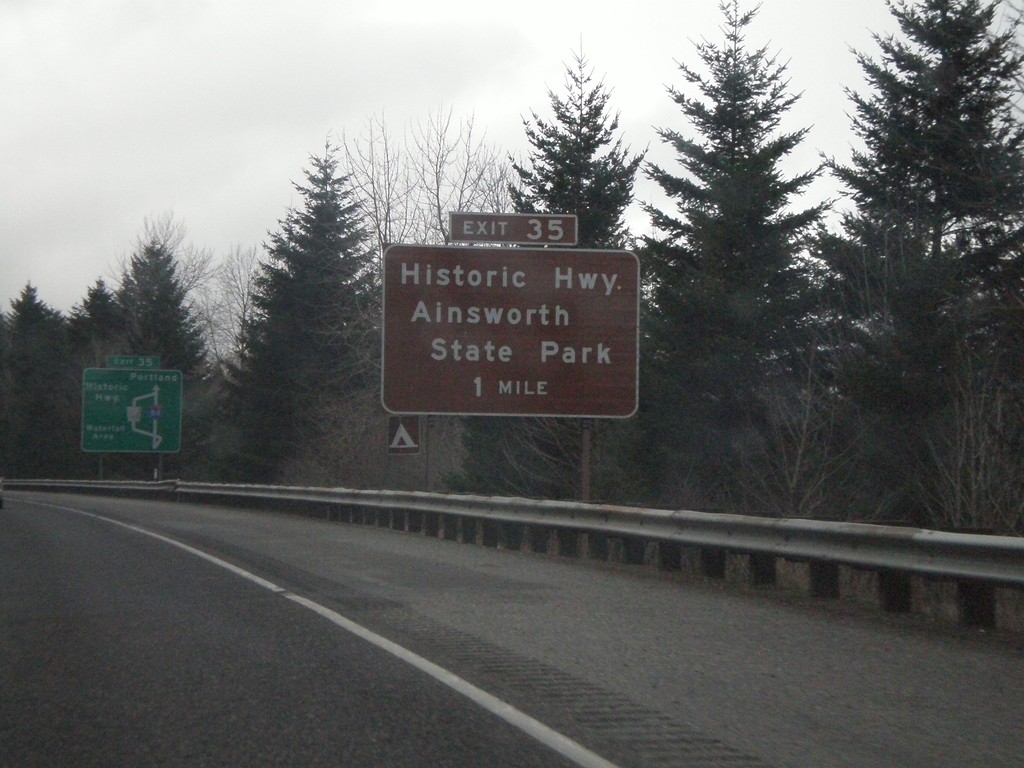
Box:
(81, 368), (183, 453)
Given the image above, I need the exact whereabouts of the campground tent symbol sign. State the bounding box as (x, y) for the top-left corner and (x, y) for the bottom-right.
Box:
(387, 416), (420, 455)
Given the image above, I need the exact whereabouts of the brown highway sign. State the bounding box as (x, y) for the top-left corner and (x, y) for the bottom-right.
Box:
(381, 243), (638, 417)
(449, 212), (578, 246)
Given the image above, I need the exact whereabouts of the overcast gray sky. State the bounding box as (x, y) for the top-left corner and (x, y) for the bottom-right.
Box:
(2, 0), (902, 314)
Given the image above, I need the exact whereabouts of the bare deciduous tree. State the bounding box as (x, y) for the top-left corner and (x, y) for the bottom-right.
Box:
(492, 418), (586, 499)
(201, 244), (261, 366)
(410, 107), (512, 242)
(343, 115), (418, 256)
(127, 213), (215, 297)
(919, 346), (1024, 535)
(738, 343), (859, 519)
(342, 106), (512, 250)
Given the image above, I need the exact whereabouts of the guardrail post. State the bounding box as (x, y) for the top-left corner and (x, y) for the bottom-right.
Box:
(546, 529), (561, 555)
(482, 521), (500, 548)
(498, 523), (522, 551)
(750, 553), (776, 586)
(809, 561), (841, 598)
(957, 579), (996, 628)
(657, 542), (682, 571)
(878, 570), (912, 613)
(624, 537), (646, 564)
(608, 536), (645, 565)
(399, 512), (415, 536)
(524, 526), (549, 554)
(583, 532), (609, 561)
(552, 529), (580, 557)
(458, 517), (479, 545)
(700, 548), (727, 579)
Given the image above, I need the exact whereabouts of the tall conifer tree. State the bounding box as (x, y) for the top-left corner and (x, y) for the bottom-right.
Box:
(4, 286), (77, 477)
(455, 52), (643, 499)
(641, 0), (823, 504)
(0, 312), (9, 476)
(510, 50), (644, 248)
(69, 278), (126, 367)
(230, 144), (374, 481)
(823, 0), (1024, 526)
(114, 222), (210, 478)
(118, 231), (207, 376)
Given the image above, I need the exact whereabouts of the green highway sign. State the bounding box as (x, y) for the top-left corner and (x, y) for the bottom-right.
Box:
(82, 368), (183, 453)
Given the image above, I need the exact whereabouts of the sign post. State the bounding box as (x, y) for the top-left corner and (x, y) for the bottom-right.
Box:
(381, 244), (639, 418)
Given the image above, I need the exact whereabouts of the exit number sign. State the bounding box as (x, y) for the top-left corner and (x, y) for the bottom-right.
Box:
(381, 244), (638, 418)
(449, 212), (578, 246)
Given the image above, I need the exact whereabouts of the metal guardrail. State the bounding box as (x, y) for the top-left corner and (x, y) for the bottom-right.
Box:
(8, 478), (1024, 629)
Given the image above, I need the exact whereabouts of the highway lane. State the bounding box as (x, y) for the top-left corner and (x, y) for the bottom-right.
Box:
(4, 492), (1023, 767)
(0, 497), (583, 768)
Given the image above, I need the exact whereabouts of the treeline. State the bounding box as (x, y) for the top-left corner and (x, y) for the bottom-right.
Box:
(2, 0), (1022, 534)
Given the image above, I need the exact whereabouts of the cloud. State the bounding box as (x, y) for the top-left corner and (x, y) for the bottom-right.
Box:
(2, 0), (898, 312)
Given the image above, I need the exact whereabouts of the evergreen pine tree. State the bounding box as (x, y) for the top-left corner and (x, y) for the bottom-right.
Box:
(117, 230), (207, 375)
(823, 0), (1024, 526)
(4, 285), (78, 477)
(69, 278), (126, 367)
(641, 0), (824, 505)
(230, 143), (375, 481)
(0, 313), (9, 476)
(831, 0), (1024, 267)
(510, 50), (644, 248)
(826, 0), (1024, 369)
(113, 222), (210, 478)
(455, 51), (643, 499)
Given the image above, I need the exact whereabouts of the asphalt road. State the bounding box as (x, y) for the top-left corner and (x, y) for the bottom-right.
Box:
(2, 492), (1023, 767)
(0, 497), (581, 767)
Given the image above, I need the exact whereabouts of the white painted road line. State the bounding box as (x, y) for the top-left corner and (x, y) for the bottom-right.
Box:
(31, 501), (622, 768)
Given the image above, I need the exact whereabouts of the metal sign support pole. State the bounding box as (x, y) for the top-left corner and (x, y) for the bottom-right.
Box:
(424, 416), (433, 492)
(580, 419), (593, 502)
